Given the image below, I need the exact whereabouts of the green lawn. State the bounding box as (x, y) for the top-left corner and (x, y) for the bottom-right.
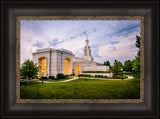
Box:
(20, 76), (140, 99)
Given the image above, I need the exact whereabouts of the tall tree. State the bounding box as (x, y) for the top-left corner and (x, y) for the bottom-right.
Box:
(103, 60), (111, 69)
(112, 60), (123, 75)
(20, 60), (38, 84)
(136, 35), (141, 57)
(132, 56), (140, 72)
(123, 60), (133, 72)
(136, 35), (140, 48)
(132, 35), (141, 73)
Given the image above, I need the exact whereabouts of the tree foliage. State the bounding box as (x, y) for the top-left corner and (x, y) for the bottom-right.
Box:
(123, 60), (133, 72)
(112, 60), (123, 75)
(104, 60), (110, 66)
(136, 35), (140, 48)
(103, 60), (111, 69)
(132, 35), (141, 72)
(132, 56), (140, 72)
(136, 35), (141, 57)
(20, 60), (38, 81)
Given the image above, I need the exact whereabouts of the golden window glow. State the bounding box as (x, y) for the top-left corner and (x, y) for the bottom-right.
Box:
(76, 66), (80, 73)
(39, 58), (46, 75)
(65, 58), (71, 74)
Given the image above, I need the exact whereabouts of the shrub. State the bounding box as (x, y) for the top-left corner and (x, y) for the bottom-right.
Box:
(64, 75), (70, 78)
(100, 75), (104, 78)
(117, 75), (126, 79)
(49, 76), (55, 80)
(71, 73), (75, 76)
(103, 76), (108, 78)
(116, 75), (120, 79)
(32, 75), (38, 79)
(78, 74), (92, 77)
(38, 76), (42, 79)
(95, 75), (104, 78)
(112, 74), (117, 79)
(78, 74), (83, 77)
(57, 73), (66, 79)
(20, 76), (26, 79)
(41, 76), (48, 80)
(112, 74), (127, 79)
(82, 70), (112, 73)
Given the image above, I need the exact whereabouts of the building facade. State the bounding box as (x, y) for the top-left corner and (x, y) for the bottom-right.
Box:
(32, 36), (109, 77)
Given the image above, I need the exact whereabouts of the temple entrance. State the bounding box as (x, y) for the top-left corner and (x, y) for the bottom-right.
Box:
(65, 58), (71, 74)
(76, 66), (81, 74)
(38, 57), (47, 75)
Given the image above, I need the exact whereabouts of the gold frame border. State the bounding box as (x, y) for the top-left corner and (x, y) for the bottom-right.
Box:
(16, 16), (144, 104)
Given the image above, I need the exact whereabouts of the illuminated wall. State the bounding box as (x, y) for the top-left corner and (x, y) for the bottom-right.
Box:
(76, 66), (80, 73)
(65, 58), (71, 74)
(39, 58), (47, 75)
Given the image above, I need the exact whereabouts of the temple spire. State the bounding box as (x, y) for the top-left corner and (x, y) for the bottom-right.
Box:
(85, 35), (89, 47)
(83, 35), (93, 61)
(86, 35), (88, 40)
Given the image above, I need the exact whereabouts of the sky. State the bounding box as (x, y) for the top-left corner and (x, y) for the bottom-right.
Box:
(20, 20), (140, 65)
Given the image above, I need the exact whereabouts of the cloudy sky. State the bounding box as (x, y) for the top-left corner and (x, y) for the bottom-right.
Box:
(20, 20), (140, 65)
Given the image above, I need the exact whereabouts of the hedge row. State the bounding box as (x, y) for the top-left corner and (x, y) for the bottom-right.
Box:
(112, 74), (127, 79)
(78, 74), (127, 79)
(82, 70), (112, 73)
(38, 73), (70, 80)
(78, 74), (108, 78)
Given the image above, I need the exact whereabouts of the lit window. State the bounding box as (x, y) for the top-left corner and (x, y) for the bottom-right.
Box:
(76, 66), (80, 73)
(39, 58), (46, 75)
(65, 58), (71, 74)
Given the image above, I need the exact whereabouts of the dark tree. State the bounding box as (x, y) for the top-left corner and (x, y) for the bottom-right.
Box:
(136, 35), (141, 57)
(112, 60), (123, 75)
(136, 35), (140, 48)
(132, 35), (141, 73)
(103, 60), (111, 68)
(123, 60), (133, 72)
(132, 56), (140, 72)
(20, 60), (38, 84)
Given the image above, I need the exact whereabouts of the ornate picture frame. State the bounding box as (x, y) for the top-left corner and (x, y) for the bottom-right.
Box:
(1, 1), (159, 118)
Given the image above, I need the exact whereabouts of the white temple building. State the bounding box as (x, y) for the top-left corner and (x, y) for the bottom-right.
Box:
(32, 36), (109, 77)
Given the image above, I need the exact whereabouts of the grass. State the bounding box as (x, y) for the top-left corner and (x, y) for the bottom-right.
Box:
(20, 74), (140, 99)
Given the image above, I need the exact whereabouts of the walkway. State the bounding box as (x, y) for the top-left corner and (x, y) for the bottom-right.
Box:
(61, 77), (79, 82)
(38, 77), (79, 83)
(39, 75), (134, 83)
(127, 75), (134, 79)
